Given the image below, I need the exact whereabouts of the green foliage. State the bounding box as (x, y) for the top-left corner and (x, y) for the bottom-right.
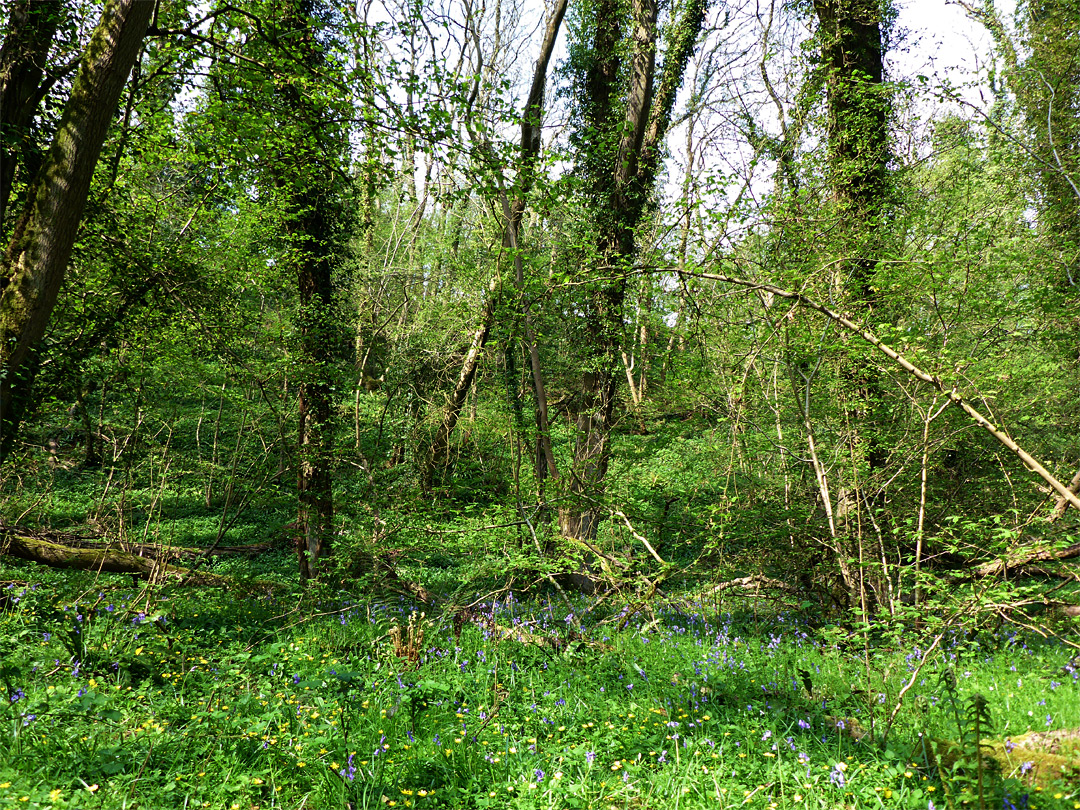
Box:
(2, 567), (1079, 808)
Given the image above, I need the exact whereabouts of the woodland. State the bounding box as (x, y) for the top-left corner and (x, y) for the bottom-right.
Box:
(1, 0), (1080, 807)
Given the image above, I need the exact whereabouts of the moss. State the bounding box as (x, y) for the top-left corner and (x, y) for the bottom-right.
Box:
(912, 728), (1080, 790)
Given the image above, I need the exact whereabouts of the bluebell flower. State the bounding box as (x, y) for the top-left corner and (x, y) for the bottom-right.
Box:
(829, 763), (846, 788)
(339, 753), (357, 781)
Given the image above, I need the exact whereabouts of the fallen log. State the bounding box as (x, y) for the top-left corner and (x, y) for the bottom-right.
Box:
(1, 530), (228, 587)
(971, 541), (1080, 578)
(709, 574), (801, 594)
(39, 536), (274, 561)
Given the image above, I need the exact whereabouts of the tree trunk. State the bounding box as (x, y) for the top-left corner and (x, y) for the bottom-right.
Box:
(294, 207), (336, 582)
(423, 276), (499, 489)
(558, 0), (707, 577)
(0, 0), (63, 229)
(0, 0), (151, 461)
(1, 530), (227, 587)
(269, 3), (342, 583)
(812, 0), (891, 596)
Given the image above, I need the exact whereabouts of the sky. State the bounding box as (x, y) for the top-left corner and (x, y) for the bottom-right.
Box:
(894, 0), (1001, 80)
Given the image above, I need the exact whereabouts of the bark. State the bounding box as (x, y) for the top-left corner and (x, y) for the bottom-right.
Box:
(811, 0), (891, 600)
(423, 276), (499, 489)
(293, 194), (336, 582)
(0, 0), (63, 229)
(1050, 466), (1080, 521)
(971, 540), (1080, 578)
(514, 0), (568, 492)
(0, 0), (151, 460)
(709, 574), (801, 595)
(813, 0), (889, 231)
(0, 521), (277, 561)
(272, 3), (340, 582)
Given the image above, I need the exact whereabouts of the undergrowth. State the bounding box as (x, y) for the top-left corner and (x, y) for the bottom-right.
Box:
(1, 563), (1078, 810)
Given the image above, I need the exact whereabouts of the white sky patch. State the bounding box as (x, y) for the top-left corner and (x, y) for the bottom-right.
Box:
(893, 0), (997, 78)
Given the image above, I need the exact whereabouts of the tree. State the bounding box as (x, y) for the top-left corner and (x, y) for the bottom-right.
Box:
(422, 0), (569, 491)
(557, 0), (707, 581)
(1016, 0), (1079, 292)
(798, 0), (892, 604)
(262, 1), (349, 581)
(0, 0), (152, 460)
(0, 0), (66, 231)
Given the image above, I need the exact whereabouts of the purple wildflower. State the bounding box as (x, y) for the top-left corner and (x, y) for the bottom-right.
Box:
(829, 764), (846, 788)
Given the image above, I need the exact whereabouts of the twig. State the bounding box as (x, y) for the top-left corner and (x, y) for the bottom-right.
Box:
(881, 619), (956, 748)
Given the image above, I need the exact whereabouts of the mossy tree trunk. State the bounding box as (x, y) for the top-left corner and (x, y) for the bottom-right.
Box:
(267, 0), (344, 583)
(812, 0), (891, 606)
(558, 0), (707, 586)
(0, 0), (151, 461)
(1, 530), (227, 587)
(0, 0), (64, 229)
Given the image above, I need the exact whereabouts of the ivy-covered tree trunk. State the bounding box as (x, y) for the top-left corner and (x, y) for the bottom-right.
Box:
(269, 0), (344, 582)
(1021, 0), (1080, 292)
(559, 0), (706, 583)
(814, 0), (889, 238)
(292, 196), (337, 583)
(812, 0), (891, 605)
(0, 0), (151, 461)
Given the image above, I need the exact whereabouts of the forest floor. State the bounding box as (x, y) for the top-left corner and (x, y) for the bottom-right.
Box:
(1, 555), (1078, 810)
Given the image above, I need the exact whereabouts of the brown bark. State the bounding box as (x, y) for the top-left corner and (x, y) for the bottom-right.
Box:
(709, 574), (801, 595)
(513, 0), (568, 491)
(293, 196), (336, 582)
(971, 540), (1080, 578)
(266, 2), (342, 582)
(810, 0), (891, 607)
(558, 0), (707, 562)
(0, 0), (151, 459)
(0, 530), (276, 562)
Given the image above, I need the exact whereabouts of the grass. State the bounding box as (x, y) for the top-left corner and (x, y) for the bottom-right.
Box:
(1, 560), (1078, 810)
